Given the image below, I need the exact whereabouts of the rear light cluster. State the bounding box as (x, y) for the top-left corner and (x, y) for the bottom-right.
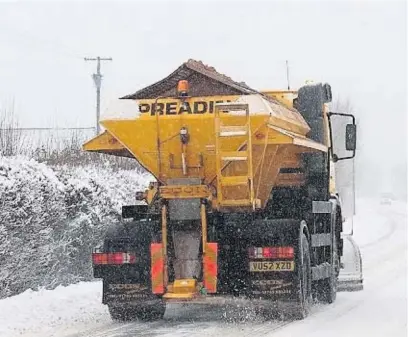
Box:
(92, 252), (136, 265)
(248, 246), (294, 259)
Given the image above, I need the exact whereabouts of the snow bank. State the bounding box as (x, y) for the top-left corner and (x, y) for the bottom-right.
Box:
(0, 156), (153, 299)
(0, 281), (109, 337)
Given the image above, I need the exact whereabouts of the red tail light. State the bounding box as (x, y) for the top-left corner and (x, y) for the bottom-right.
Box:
(248, 246), (294, 259)
(92, 253), (108, 265)
(92, 252), (136, 265)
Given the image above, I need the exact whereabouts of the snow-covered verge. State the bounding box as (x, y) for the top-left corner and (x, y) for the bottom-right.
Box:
(0, 281), (108, 337)
(0, 156), (152, 299)
(0, 197), (405, 337)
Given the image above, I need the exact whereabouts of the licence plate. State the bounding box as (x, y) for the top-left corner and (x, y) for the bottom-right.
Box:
(249, 261), (295, 272)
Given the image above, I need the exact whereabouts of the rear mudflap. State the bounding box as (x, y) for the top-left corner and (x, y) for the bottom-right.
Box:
(248, 270), (298, 301)
(338, 234), (364, 291)
(102, 281), (162, 305)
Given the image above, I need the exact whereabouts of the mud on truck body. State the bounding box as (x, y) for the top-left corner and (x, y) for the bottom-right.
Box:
(84, 59), (362, 321)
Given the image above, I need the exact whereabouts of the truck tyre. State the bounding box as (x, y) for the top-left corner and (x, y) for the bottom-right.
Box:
(108, 303), (165, 321)
(292, 233), (312, 319)
(135, 304), (166, 321)
(108, 306), (130, 321)
(317, 240), (339, 303)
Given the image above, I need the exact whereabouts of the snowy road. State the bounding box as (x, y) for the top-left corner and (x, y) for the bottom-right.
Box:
(1, 198), (406, 337)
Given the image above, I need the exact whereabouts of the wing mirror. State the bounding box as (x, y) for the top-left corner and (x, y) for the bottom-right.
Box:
(328, 112), (357, 162)
(345, 124), (357, 151)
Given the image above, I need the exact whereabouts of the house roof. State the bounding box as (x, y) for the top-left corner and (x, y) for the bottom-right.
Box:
(121, 59), (259, 99)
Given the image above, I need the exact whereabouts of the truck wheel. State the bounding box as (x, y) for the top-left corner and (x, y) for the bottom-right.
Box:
(136, 304), (166, 321)
(292, 233), (312, 319)
(108, 306), (131, 321)
(317, 241), (339, 303)
(108, 303), (165, 321)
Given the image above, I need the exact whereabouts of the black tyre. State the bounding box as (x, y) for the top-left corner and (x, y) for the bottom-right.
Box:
(108, 303), (165, 321)
(108, 306), (129, 321)
(136, 304), (166, 321)
(296, 83), (326, 143)
(292, 233), (312, 319)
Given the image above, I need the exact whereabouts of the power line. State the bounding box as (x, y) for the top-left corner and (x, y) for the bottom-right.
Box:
(84, 57), (112, 136)
(0, 127), (95, 131)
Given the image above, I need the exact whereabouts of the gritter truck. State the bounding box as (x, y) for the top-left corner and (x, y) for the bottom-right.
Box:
(83, 59), (363, 321)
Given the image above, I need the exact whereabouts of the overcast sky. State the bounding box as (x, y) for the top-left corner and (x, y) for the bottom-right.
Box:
(0, 0), (406, 195)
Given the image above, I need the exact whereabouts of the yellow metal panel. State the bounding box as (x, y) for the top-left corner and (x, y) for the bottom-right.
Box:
(261, 90), (298, 109)
(82, 130), (126, 151)
(146, 183), (158, 204)
(219, 125), (248, 136)
(219, 199), (253, 207)
(101, 112), (268, 183)
(163, 292), (195, 300)
(83, 93), (329, 211)
(253, 145), (286, 208)
(163, 279), (197, 299)
(161, 205), (168, 288)
(267, 124), (328, 152)
(173, 279), (197, 294)
(159, 185), (210, 199)
(220, 176), (249, 186)
(201, 203), (208, 254)
(221, 151), (248, 160)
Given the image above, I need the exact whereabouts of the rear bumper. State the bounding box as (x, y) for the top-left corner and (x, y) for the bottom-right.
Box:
(162, 295), (300, 311)
(107, 294), (301, 313)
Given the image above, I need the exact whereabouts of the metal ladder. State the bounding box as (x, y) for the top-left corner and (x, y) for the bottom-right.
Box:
(214, 103), (255, 209)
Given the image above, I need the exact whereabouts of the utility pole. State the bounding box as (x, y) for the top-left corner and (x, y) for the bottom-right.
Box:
(285, 60), (291, 90)
(84, 56), (112, 135)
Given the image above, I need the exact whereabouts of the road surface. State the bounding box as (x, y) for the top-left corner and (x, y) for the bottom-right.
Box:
(68, 200), (407, 337)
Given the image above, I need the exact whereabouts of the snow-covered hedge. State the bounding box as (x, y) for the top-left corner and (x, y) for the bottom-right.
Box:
(0, 157), (152, 299)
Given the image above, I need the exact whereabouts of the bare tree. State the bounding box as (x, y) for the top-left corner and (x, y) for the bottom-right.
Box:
(0, 100), (141, 171)
(0, 102), (25, 156)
